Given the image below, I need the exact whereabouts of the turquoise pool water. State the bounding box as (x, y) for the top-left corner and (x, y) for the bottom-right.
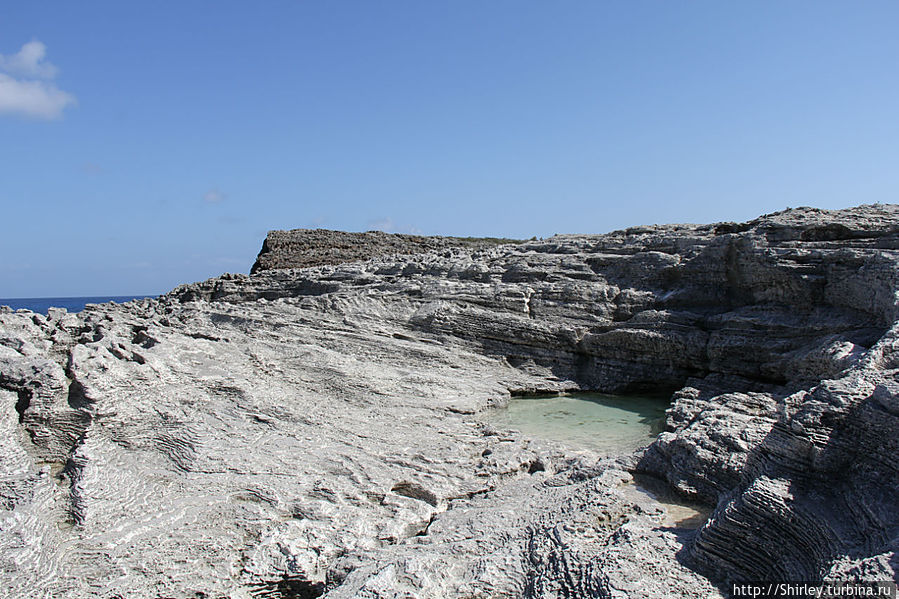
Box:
(485, 393), (669, 455)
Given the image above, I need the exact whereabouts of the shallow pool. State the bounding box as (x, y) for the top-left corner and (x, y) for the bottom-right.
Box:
(484, 393), (669, 455)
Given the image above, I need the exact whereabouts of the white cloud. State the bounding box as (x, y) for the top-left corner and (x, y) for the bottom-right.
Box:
(0, 41), (58, 79)
(0, 41), (75, 120)
(0, 74), (75, 119)
(204, 189), (225, 204)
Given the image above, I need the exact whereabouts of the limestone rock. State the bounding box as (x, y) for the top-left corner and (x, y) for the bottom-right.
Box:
(1, 204), (898, 596)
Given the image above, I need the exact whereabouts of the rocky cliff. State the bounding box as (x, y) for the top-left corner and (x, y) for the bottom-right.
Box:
(1, 205), (897, 597)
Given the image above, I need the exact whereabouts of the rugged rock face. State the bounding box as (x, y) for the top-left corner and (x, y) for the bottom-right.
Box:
(1, 205), (897, 597)
(251, 228), (522, 273)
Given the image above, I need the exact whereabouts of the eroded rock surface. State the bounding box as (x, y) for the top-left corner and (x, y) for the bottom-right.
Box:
(1, 205), (898, 597)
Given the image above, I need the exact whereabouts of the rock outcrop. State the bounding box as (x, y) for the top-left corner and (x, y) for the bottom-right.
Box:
(251, 228), (523, 273)
(1, 205), (897, 597)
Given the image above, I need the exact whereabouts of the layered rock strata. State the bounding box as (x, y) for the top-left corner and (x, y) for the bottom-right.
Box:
(1, 205), (897, 597)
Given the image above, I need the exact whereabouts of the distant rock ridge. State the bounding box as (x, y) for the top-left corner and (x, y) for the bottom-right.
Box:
(1, 204), (897, 597)
(250, 228), (523, 273)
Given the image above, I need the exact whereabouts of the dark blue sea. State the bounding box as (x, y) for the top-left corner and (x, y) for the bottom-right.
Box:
(0, 296), (154, 314)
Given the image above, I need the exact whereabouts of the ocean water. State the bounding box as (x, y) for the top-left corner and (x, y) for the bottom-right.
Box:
(0, 296), (153, 314)
(484, 392), (669, 455)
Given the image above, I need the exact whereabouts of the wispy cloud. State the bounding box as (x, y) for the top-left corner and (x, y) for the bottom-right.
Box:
(0, 40), (75, 119)
(366, 217), (395, 232)
(366, 217), (423, 235)
(203, 189), (225, 204)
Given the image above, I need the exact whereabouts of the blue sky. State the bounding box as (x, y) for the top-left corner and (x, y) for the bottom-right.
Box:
(1, 2), (897, 297)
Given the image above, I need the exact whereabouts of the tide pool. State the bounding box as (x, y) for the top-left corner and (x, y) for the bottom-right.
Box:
(485, 392), (669, 455)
